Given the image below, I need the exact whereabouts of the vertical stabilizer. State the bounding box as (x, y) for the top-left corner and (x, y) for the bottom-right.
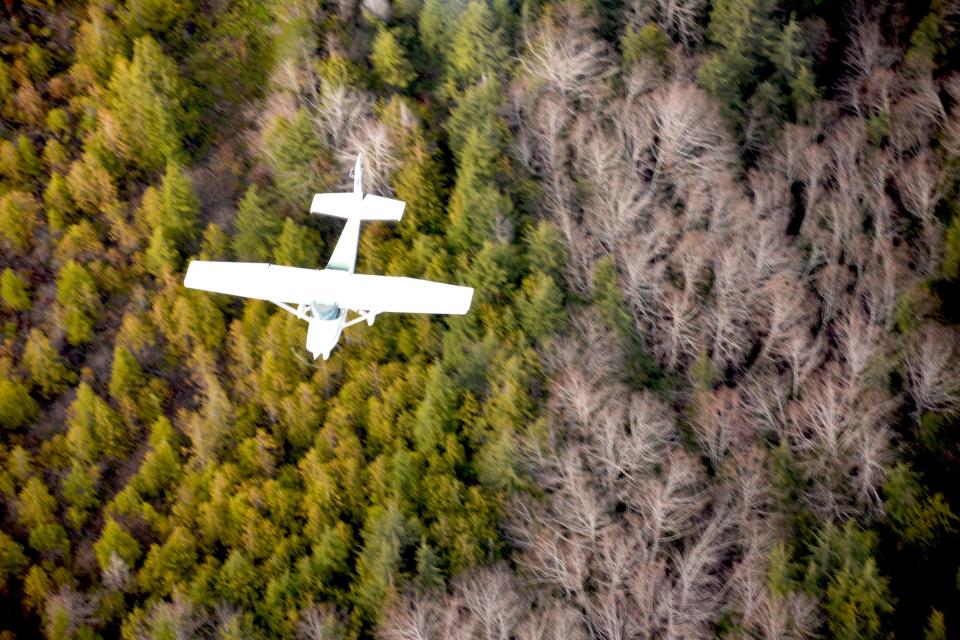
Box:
(353, 155), (363, 195)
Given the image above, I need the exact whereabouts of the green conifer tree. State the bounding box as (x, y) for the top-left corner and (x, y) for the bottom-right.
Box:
(23, 329), (75, 398)
(371, 28), (416, 89)
(0, 268), (30, 312)
(106, 36), (193, 172)
(232, 185), (281, 262)
(43, 173), (76, 232)
(0, 377), (38, 430)
(66, 383), (127, 463)
(273, 218), (321, 268)
(0, 191), (39, 254)
(55, 261), (99, 345)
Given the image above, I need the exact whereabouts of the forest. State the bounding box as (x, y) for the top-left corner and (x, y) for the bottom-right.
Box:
(0, 0), (959, 638)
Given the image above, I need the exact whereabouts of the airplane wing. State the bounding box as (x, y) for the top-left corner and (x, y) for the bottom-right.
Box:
(184, 262), (473, 315)
(341, 275), (473, 315)
(184, 262), (343, 304)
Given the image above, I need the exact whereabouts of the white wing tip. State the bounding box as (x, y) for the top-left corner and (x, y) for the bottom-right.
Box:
(453, 287), (474, 314)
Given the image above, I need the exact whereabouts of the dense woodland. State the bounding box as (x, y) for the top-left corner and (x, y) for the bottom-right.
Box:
(0, 0), (959, 638)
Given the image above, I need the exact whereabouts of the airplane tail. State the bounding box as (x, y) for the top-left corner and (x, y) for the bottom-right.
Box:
(310, 156), (404, 221)
(310, 193), (405, 221)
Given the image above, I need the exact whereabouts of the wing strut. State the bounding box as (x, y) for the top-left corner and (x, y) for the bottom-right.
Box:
(343, 310), (377, 328)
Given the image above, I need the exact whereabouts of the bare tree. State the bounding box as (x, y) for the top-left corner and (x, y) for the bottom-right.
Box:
(457, 566), (528, 640)
(380, 594), (441, 640)
(648, 83), (733, 184)
(787, 370), (892, 518)
(311, 81), (375, 154)
(520, 4), (611, 104)
(344, 117), (402, 195)
(44, 589), (97, 639)
(799, 142), (829, 233)
(659, 506), (734, 639)
(774, 124), (816, 184)
(628, 0), (706, 47)
(654, 287), (703, 370)
(889, 75), (945, 156)
(898, 151), (944, 270)
(858, 244), (908, 328)
(584, 168), (649, 253)
(840, 21), (897, 116)
(131, 593), (208, 640)
(514, 602), (588, 640)
(944, 75), (960, 157)
(691, 387), (754, 467)
(102, 552), (131, 592)
(759, 273), (813, 365)
(706, 247), (754, 367)
(528, 95), (574, 176)
(730, 536), (819, 639)
(834, 307), (889, 396)
(633, 452), (707, 552)
(299, 604), (346, 640)
(906, 324), (960, 418)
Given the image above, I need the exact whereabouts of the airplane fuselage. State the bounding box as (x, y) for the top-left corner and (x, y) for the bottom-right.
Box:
(305, 170), (364, 359)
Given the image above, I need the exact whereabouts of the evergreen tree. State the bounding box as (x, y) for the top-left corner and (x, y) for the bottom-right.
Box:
(447, 127), (512, 253)
(66, 150), (118, 216)
(622, 22), (671, 71)
(0, 377), (38, 430)
(419, 0), (467, 57)
(0, 268), (30, 312)
(75, 4), (122, 82)
(119, 0), (191, 41)
(0, 190), (39, 254)
(699, 0), (777, 124)
(770, 17), (819, 122)
(805, 521), (894, 640)
(883, 463), (956, 547)
(446, 1), (508, 90)
(137, 526), (198, 596)
(15, 135), (42, 183)
(94, 518), (142, 571)
(56, 261), (100, 346)
(0, 530), (27, 591)
(106, 36), (194, 172)
(516, 272), (565, 343)
(66, 383), (127, 463)
(23, 329), (75, 398)
(232, 185), (281, 262)
(260, 109), (331, 206)
(141, 163), (200, 274)
(273, 218), (321, 268)
(109, 345), (146, 421)
(43, 173), (77, 232)
(61, 462), (100, 529)
(371, 28), (416, 90)
(0, 59), (11, 109)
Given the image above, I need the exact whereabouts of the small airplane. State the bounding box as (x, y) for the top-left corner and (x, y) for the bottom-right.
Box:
(184, 157), (473, 360)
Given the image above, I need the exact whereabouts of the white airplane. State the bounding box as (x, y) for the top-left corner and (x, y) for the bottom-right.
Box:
(184, 157), (473, 360)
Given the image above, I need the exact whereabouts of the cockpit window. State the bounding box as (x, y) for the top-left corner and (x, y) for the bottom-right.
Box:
(312, 302), (340, 320)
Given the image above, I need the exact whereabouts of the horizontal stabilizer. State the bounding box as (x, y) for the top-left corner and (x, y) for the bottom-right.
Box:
(310, 193), (405, 221)
(184, 261), (473, 315)
(360, 195), (405, 221)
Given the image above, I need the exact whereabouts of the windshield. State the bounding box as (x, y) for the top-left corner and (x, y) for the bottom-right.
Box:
(312, 302), (340, 321)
